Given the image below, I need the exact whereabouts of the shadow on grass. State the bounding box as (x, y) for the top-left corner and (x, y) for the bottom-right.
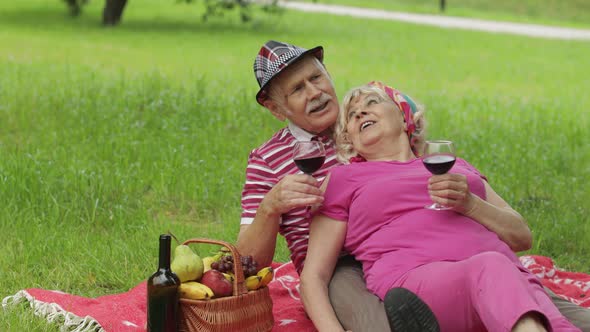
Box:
(0, 6), (96, 29)
(0, 5), (287, 36)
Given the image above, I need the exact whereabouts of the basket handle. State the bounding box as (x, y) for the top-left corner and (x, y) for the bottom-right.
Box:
(181, 238), (248, 296)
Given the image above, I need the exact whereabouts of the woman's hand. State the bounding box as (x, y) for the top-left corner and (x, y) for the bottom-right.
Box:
(428, 173), (476, 214)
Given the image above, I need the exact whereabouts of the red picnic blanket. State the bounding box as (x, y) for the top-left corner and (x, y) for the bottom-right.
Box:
(2, 255), (588, 332)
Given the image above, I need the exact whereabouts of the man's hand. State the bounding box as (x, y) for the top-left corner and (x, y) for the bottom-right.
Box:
(428, 173), (475, 214)
(261, 174), (324, 216)
(237, 174), (324, 268)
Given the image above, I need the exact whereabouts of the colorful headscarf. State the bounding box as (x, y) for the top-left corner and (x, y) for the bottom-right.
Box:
(368, 81), (417, 137)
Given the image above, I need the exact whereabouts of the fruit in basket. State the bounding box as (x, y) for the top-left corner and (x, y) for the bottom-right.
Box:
(240, 255), (259, 277)
(202, 252), (224, 273)
(257, 266), (274, 287)
(200, 270), (233, 298)
(179, 281), (214, 300)
(245, 275), (263, 291)
(211, 254), (259, 278)
(210, 254), (234, 273)
(222, 273), (235, 283)
(202, 256), (215, 273)
(170, 244), (204, 283)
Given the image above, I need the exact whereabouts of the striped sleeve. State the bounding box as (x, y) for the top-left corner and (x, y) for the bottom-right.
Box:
(240, 149), (278, 224)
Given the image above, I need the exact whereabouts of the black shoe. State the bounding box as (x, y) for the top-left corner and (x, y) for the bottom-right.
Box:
(384, 287), (440, 332)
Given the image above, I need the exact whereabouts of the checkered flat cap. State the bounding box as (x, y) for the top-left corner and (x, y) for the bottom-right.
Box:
(254, 40), (323, 105)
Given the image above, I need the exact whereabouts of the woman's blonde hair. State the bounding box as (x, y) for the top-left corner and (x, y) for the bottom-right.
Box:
(335, 84), (427, 163)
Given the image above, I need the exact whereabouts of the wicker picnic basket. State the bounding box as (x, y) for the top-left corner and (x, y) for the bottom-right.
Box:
(178, 238), (274, 332)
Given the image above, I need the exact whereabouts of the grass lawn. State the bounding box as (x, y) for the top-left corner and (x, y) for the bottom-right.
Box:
(0, 0), (589, 330)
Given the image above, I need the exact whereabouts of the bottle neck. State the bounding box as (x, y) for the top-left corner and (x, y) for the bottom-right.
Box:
(158, 235), (172, 270)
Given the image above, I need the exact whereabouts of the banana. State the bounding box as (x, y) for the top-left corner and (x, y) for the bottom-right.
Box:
(245, 275), (263, 291)
(213, 252), (225, 260)
(223, 272), (235, 283)
(202, 256), (215, 273)
(256, 267), (274, 287)
(179, 281), (214, 300)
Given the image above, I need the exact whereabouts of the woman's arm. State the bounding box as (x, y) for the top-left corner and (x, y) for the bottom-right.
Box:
(429, 174), (532, 252)
(300, 213), (348, 332)
(466, 180), (531, 251)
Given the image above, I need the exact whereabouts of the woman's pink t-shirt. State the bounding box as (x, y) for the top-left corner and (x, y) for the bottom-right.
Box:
(317, 158), (520, 300)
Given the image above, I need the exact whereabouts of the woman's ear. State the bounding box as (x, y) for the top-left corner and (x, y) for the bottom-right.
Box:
(342, 132), (350, 142)
(264, 100), (287, 121)
(412, 112), (425, 133)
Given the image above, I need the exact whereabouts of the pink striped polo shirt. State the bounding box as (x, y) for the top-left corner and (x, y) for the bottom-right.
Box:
(240, 122), (339, 273)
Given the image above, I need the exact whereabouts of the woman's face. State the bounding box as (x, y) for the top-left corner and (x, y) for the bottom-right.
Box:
(344, 92), (406, 154)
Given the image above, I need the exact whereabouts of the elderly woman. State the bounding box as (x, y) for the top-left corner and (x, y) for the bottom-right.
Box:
(299, 83), (580, 332)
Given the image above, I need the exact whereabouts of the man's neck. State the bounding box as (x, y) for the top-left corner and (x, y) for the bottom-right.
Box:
(318, 127), (334, 138)
(287, 122), (334, 141)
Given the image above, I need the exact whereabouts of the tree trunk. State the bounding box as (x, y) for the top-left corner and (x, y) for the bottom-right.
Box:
(103, 0), (128, 26)
(440, 0), (446, 12)
(65, 0), (81, 16)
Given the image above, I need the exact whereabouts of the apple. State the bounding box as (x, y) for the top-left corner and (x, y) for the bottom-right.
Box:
(200, 270), (233, 298)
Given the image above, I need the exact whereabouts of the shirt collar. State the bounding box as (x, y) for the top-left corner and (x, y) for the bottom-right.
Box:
(288, 122), (316, 142)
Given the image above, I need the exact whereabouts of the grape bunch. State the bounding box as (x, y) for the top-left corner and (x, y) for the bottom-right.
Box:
(211, 255), (234, 273)
(211, 254), (259, 277)
(240, 255), (259, 278)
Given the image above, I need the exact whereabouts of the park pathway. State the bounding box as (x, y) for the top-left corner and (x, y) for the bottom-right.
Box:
(275, 1), (590, 40)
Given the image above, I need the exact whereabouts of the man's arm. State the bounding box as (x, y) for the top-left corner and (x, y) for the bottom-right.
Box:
(237, 174), (324, 268)
(237, 207), (280, 270)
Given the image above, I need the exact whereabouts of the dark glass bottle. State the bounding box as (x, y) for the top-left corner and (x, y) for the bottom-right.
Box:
(147, 234), (180, 332)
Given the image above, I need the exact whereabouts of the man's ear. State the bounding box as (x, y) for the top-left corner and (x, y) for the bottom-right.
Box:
(263, 99), (287, 121)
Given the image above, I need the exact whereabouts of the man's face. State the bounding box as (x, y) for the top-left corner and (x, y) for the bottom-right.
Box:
(265, 56), (339, 135)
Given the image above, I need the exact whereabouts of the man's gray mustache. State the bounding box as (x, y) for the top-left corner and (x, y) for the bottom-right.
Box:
(306, 94), (332, 114)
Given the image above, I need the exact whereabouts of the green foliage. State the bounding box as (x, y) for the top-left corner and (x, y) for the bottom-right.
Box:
(63, 0), (279, 23)
(196, 0), (280, 22)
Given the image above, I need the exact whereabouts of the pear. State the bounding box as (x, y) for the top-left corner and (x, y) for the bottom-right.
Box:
(170, 244), (204, 282)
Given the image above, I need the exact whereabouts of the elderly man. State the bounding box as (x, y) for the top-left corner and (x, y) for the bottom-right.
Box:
(236, 40), (590, 331)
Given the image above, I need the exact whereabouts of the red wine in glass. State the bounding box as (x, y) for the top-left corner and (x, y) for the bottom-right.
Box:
(293, 141), (326, 175)
(294, 156), (326, 175)
(422, 140), (456, 210)
(423, 155), (456, 175)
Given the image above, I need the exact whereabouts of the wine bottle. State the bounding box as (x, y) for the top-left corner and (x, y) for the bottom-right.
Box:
(147, 234), (180, 332)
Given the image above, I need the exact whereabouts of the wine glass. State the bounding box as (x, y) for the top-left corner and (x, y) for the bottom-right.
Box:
(422, 140), (456, 210)
(293, 141), (326, 175)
